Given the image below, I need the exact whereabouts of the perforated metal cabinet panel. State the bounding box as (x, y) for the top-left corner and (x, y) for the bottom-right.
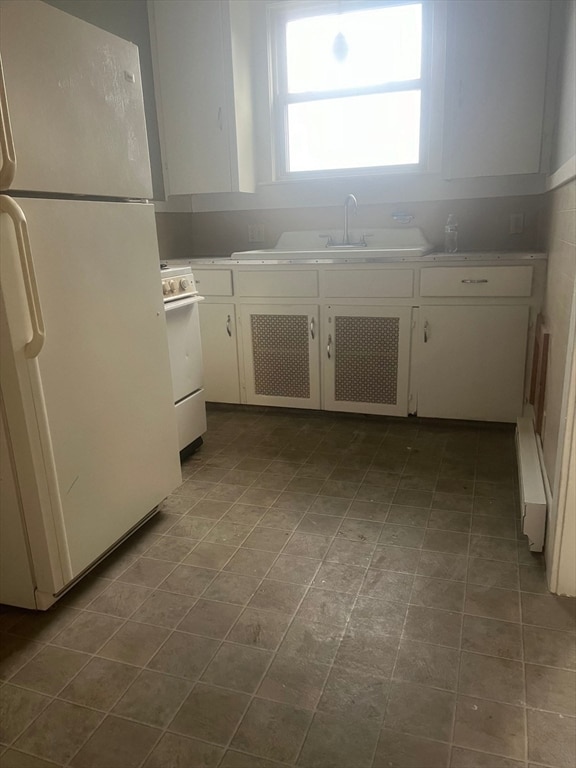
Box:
(251, 314), (310, 398)
(334, 316), (400, 404)
(240, 305), (321, 408)
(324, 306), (412, 416)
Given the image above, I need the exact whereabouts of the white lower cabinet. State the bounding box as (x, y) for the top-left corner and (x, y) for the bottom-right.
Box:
(416, 305), (530, 422)
(198, 303), (240, 403)
(240, 304), (320, 408)
(323, 305), (413, 417)
(194, 260), (542, 423)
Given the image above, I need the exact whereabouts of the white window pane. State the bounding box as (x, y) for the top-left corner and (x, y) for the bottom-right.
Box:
(287, 92), (421, 172)
(286, 4), (422, 94)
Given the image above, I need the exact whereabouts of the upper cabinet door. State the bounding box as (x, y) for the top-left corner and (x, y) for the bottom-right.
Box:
(149, 0), (255, 196)
(0, 0), (152, 199)
(443, 0), (549, 179)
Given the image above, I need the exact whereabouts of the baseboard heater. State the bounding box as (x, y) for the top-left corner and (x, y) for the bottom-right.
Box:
(516, 413), (547, 552)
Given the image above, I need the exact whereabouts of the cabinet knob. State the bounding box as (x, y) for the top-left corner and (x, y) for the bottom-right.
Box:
(226, 315), (232, 337)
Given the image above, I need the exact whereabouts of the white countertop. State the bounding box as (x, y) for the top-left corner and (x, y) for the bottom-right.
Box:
(167, 251), (547, 267)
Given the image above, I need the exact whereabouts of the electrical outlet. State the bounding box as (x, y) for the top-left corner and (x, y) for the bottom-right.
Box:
(248, 224), (265, 243)
(509, 213), (524, 234)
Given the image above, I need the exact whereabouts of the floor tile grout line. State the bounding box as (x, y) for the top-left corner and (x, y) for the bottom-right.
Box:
(142, 463), (368, 768)
(209, 531), (349, 768)
(50, 522), (258, 768)
(2, 414), (564, 768)
(44, 555), (195, 768)
(521, 584), (530, 767)
(10, 642), (572, 726)
(448, 450), (475, 765)
(370, 420), (452, 768)
(1, 574), (176, 762)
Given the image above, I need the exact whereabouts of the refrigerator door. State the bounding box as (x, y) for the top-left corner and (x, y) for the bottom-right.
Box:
(0, 0), (152, 199)
(0, 196), (181, 585)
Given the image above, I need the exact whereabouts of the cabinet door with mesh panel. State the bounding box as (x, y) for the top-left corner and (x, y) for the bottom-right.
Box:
(240, 304), (320, 408)
(323, 305), (412, 416)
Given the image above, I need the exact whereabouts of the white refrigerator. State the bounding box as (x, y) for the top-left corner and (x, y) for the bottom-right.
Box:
(0, 0), (182, 609)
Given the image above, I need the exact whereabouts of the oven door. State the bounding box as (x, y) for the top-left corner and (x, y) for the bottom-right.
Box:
(164, 295), (204, 402)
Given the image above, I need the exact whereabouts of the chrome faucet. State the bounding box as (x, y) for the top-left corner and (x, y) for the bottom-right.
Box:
(343, 194), (357, 245)
(321, 194), (367, 248)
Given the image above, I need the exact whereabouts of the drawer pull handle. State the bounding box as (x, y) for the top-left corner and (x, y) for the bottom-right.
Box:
(461, 279), (488, 284)
(327, 334), (332, 360)
(226, 315), (232, 337)
(310, 317), (315, 340)
(424, 320), (430, 343)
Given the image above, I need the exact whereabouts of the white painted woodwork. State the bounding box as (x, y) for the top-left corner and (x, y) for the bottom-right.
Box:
(194, 270), (234, 296)
(444, 0), (549, 179)
(417, 305), (530, 422)
(199, 303), (241, 403)
(236, 270), (319, 298)
(324, 269), (414, 298)
(420, 266), (533, 297)
(516, 414), (547, 552)
(148, 0), (254, 195)
(323, 305), (412, 417)
(193, 254), (543, 422)
(241, 304), (320, 409)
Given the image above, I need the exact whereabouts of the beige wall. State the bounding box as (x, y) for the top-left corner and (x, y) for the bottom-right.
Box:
(156, 193), (545, 260)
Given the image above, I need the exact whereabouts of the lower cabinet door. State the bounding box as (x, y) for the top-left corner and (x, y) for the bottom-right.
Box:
(240, 304), (320, 408)
(417, 305), (530, 422)
(323, 305), (413, 416)
(198, 303), (240, 403)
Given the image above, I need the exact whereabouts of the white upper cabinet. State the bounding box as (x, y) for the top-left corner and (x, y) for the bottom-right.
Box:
(443, 0), (549, 179)
(148, 0), (255, 196)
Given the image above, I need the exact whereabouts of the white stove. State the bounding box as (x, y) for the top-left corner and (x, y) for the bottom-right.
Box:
(160, 263), (206, 455)
(160, 264), (199, 302)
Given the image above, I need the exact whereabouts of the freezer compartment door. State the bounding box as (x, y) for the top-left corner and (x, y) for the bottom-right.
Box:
(0, 0), (152, 198)
(1, 197), (181, 581)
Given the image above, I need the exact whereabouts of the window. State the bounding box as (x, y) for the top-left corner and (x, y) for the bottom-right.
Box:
(271, 1), (427, 177)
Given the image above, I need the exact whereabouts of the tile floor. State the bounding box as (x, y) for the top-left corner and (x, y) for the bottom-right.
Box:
(1, 406), (575, 768)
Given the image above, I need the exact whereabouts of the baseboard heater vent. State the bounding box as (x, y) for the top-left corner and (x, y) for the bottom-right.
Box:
(516, 414), (547, 552)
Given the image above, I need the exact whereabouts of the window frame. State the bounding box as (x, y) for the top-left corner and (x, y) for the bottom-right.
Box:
(268, 0), (433, 181)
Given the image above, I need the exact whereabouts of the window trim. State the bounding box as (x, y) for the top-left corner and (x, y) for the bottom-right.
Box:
(268, 0), (433, 181)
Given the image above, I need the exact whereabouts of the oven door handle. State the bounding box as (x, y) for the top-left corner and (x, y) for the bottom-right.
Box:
(164, 295), (205, 312)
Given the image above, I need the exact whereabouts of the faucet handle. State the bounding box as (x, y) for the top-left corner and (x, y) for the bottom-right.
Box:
(319, 233), (335, 247)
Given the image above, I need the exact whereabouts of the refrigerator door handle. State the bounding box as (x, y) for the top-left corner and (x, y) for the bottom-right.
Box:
(0, 61), (17, 189)
(0, 196), (45, 357)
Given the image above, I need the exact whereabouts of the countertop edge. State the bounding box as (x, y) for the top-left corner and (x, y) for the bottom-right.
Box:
(165, 251), (548, 267)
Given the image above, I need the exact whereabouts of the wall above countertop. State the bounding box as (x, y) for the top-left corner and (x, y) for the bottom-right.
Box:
(155, 193), (546, 261)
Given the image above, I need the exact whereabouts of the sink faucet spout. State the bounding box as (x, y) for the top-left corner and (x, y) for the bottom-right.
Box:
(343, 194), (357, 245)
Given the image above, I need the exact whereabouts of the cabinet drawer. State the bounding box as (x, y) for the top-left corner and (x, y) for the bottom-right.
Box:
(420, 266), (533, 297)
(236, 270), (318, 298)
(193, 270), (233, 296)
(324, 269), (413, 298)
